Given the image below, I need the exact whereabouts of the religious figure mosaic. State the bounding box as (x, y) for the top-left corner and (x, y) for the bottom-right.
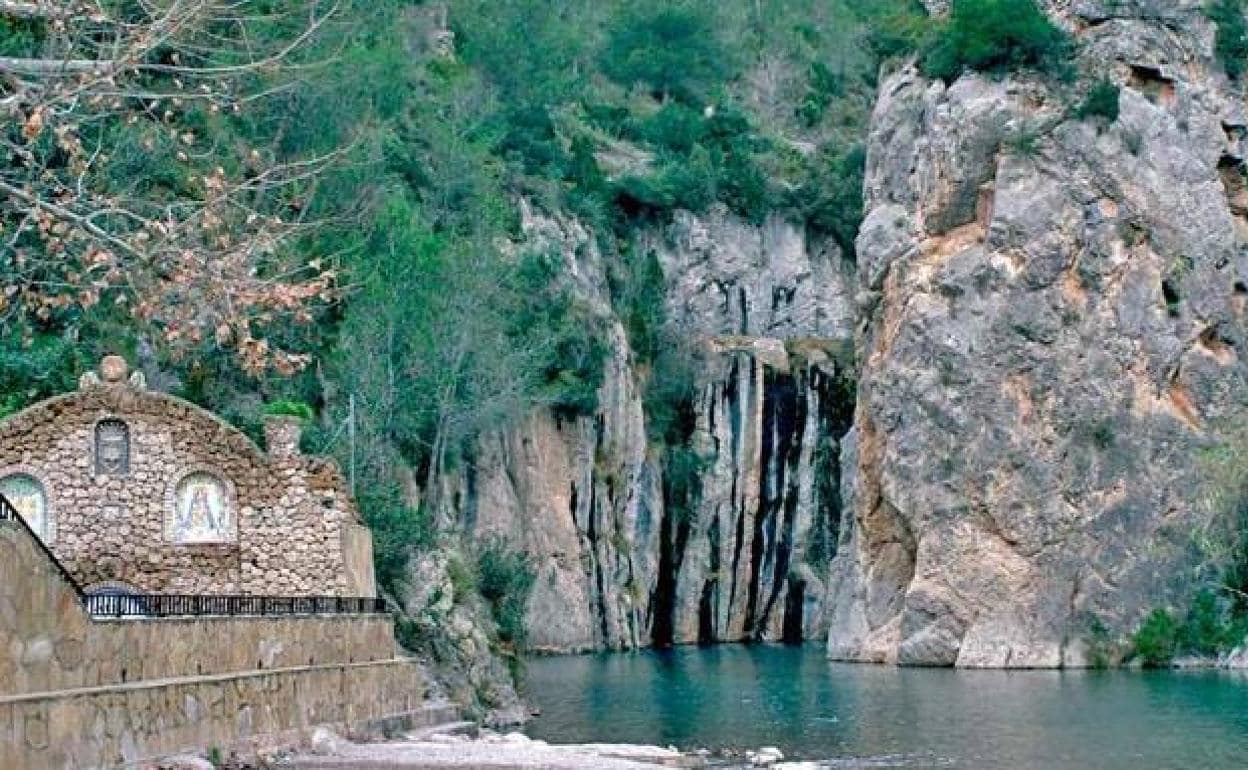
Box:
(95, 418), (130, 475)
(171, 472), (233, 543)
(0, 473), (50, 541)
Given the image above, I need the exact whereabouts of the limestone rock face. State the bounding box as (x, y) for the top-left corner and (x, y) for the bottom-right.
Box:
(829, 3), (1248, 666)
(448, 204), (856, 651)
(665, 338), (852, 645)
(641, 209), (855, 340)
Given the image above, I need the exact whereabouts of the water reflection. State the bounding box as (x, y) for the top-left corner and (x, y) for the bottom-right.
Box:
(522, 645), (1248, 769)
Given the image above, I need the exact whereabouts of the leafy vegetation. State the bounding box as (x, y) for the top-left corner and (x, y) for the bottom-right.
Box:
(860, 0), (930, 60)
(0, 332), (98, 418)
(263, 400), (315, 421)
(1, 0), (341, 376)
(476, 543), (536, 649)
(1084, 616), (1114, 669)
(1005, 124), (1044, 157)
(1127, 423), (1248, 667)
(1131, 608), (1179, 667)
(921, 0), (1073, 82)
(601, 2), (735, 103)
(366, 502), (436, 597)
(1210, 0), (1248, 80)
(1129, 591), (1248, 667)
(1076, 80), (1122, 123)
(1178, 589), (1246, 655)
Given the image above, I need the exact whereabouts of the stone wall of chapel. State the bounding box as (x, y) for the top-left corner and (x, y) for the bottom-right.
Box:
(0, 357), (372, 596)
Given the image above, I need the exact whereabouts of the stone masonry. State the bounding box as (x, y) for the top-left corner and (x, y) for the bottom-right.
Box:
(0, 355), (375, 597)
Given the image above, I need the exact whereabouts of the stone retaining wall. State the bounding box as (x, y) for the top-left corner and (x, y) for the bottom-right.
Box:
(0, 659), (430, 770)
(1, 521), (395, 696)
(2, 519), (430, 769)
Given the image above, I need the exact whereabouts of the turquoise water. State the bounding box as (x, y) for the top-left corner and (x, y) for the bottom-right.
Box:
(521, 645), (1248, 769)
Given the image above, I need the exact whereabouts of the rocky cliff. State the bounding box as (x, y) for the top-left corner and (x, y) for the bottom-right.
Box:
(440, 205), (856, 652)
(828, 0), (1248, 666)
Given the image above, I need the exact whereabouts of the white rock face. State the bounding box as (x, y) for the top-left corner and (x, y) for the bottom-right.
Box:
(641, 208), (855, 340)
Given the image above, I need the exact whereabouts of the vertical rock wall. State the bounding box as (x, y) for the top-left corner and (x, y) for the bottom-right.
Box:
(449, 206), (856, 652)
(829, 0), (1248, 666)
(665, 340), (852, 645)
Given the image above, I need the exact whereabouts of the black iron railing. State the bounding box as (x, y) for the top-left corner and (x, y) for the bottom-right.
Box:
(84, 593), (387, 617)
(1, 493), (387, 619)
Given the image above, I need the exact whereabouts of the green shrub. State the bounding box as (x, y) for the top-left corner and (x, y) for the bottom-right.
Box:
(495, 103), (570, 176)
(792, 144), (867, 257)
(0, 332), (89, 418)
(631, 102), (708, 153)
(1076, 79), (1121, 123)
(1084, 616), (1114, 669)
(609, 104), (777, 224)
(861, 0), (930, 61)
(263, 399), (315, 420)
(1179, 589), (1235, 655)
(508, 249), (611, 419)
(797, 61), (843, 127)
(611, 246), (669, 365)
(1091, 420), (1115, 450)
(1132, 608), (1179, 667)
(366, 505), (435, 595)
(660, 147), (718, 213)
(394, 615), (425, 653)
(921, 0), (1073, 82)
(1006, 124), (1043, 157)
(447, 554), (477, 602)
(601, 2), (733, 103)
(1131, 590), (1248, 666)
(1210, 0), (1248, 80)
(610, 173), (677, 219)
(476, 543), (536, 648)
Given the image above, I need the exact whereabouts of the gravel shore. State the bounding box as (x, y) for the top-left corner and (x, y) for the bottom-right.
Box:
(276, 726), (809, 770)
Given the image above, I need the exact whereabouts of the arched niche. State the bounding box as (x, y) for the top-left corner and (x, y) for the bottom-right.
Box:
(0, 471), (53, 543)
(94, 418), (131, 475)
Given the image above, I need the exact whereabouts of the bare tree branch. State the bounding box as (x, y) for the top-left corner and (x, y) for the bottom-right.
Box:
(0, 56), (115, 76)
(0, 0), (347, 374)
(0, 1), (75, 20)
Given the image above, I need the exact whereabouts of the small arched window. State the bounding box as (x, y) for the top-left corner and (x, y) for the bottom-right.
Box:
(0, 473), (51, 542)
(95, 418), (130, 475)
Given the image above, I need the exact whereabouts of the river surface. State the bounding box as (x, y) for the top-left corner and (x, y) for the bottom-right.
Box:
(521, 645), (1248, 769)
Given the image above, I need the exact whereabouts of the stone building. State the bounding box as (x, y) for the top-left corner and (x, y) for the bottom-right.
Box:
(0, 355), (375, 598)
